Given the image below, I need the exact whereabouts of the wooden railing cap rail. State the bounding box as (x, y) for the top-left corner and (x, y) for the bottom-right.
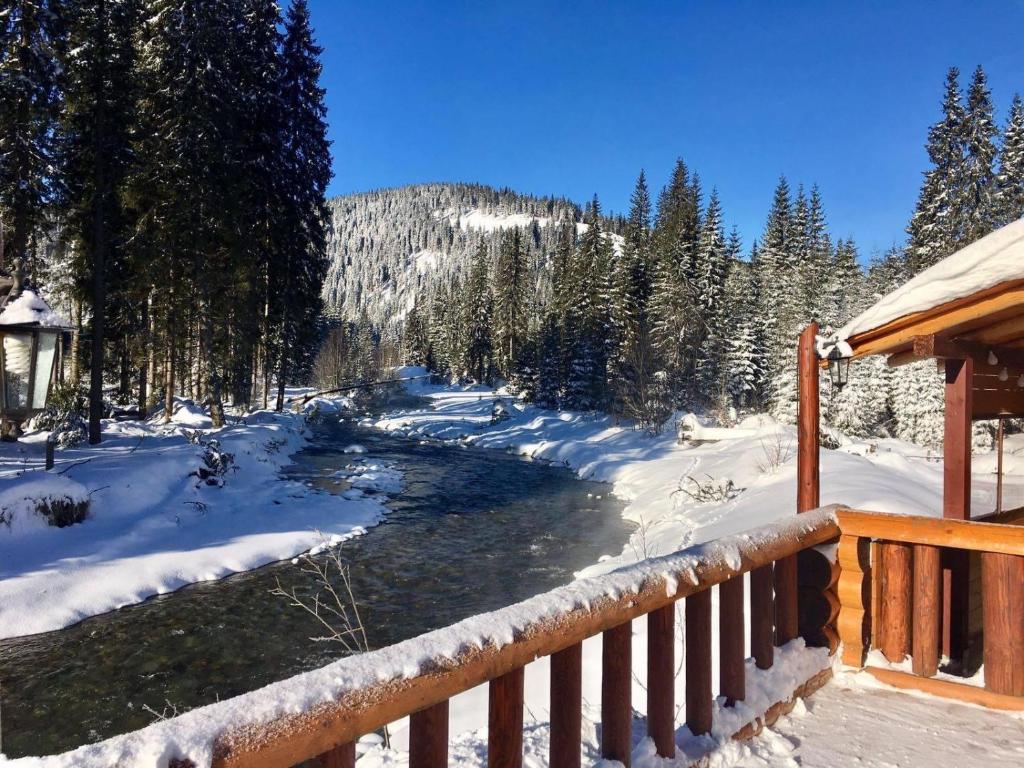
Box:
(24, 508), (842, 768)
(837, 507), (1024, 555)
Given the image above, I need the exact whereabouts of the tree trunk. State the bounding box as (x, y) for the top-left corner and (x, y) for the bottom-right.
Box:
(138, 295), (150, 418)
(88, 215), (108, 445)
(164, 325), (176, 424)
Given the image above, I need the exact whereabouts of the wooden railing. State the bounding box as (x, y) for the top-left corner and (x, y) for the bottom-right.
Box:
(836, 507), (1024, 710)
(141, 510), (840, 768)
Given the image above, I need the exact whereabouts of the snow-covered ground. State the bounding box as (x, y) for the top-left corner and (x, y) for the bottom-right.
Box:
(0, 392), (396, 640)
(372, 368), (1024, 577)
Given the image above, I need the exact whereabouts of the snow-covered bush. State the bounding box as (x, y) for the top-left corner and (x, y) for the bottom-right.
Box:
(190, 438), (236, 486)
(674, 473), (742, 504)
(29, 383), (88, 448)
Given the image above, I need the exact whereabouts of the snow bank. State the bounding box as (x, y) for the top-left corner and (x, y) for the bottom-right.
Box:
(838, 217), (1024, 341)
(0, 394), (393, 639)
(0, 476), (89, 535)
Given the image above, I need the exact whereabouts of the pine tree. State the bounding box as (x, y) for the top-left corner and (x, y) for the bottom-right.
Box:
(960, 65), (999, 242)
(59, 0), (139, 443)
(907, 68), (966, 273)
(493, 227), (528, 383)
(693, 189), (730, 408)
(463, 241), (493, 383)
(274, 0), (331, 408)
(402, 303), (430, 366)
(995, 94), (1024, 225)
(0, 0), (64, 272)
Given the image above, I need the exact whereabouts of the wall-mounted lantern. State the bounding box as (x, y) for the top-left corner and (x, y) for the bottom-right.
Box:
(0, 263), (71, 440)
(826, 345), (852, 392)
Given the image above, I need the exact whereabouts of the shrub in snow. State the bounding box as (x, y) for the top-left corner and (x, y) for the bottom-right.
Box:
(490, 399), (512, 425)
(674, 473), (743, 504)
(28, 383), (88, 448)
(190, 438), (236, 487)
(0, 478), (90, 532)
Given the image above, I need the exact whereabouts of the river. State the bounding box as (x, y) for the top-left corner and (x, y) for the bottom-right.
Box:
(0, 412), (632, 757)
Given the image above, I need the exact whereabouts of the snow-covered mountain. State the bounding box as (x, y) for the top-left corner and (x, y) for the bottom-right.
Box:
(322, 183), (619, 330)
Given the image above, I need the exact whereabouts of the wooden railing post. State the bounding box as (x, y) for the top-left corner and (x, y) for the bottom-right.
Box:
(601, 622), (632, 766)
(410, 701), (449, 768)
(685, 589), (712, 737)
(550, 643), (582, 768)
(877, 541), (912, 663)
(750, 564), (774, 670)
(981, 552), (1024, 696)
(943, 357), (973, 662)
(317, 742), (356, 768)
(774, 554), (798, 646)
(912, 544), (941, 677)
(837, 534), (870, 667)
(647, 605), (675, 757)
(719, 576), (745, 705)
(489, 667), (524, 768)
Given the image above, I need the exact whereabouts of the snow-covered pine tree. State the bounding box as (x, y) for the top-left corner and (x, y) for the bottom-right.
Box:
(960, 65), (999, 243)
(693, 189), (731, 410)
(722, 255), (763, 412)
(268, 0), (330, 409)
(995, 94), (1024, 225)
(907, 68), (966, 273)
(650, 159), (702, 404)
(492, 227), (528, 384)
(402, 303), (430, 366)
(462, 241), (493, 384)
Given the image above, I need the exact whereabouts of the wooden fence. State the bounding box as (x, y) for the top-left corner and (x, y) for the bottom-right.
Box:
(153, 509), (842, 768)
(836, 507), (1024, 709)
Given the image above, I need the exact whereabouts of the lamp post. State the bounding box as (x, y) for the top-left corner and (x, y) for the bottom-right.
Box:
(0, 263), (70, 441)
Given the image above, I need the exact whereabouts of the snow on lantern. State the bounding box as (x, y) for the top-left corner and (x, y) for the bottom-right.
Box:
(0, 265), (70, 439)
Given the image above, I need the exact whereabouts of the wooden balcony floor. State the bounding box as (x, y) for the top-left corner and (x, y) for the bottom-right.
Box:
(740, 671), (1024, 767)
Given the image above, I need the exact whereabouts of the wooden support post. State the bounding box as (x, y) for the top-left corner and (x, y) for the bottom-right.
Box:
(601, 622), (632, 767)
(774, 555), (798, 646)
(719, 577), (745, 705)
(489, 667), (524, 768)
(943, 357), (973, 661)
(647, 605), (675, 757)
(317, 742), (356, 768)
(750, 565), (774, 670)
(550, 643), (582, 768)
(797, 322), (821, 514)
(912, 544), (941, 678)
(837, 534), (871, 667)
(996, 418), (1005, 515)
(981, 552), (1024, 696)
(410, 701), (449, 768)
(877, 542), (912, 663)
(685, 589), (712, 737)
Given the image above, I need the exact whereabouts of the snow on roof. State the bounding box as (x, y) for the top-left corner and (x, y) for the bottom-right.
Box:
(0, 289), (69, 327)
(838, 218), (1024, 342)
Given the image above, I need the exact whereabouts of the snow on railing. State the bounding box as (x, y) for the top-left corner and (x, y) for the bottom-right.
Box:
(21, 508), (843, 768)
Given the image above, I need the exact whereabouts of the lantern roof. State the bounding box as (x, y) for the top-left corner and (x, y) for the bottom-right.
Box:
(0, 284), (70, 329)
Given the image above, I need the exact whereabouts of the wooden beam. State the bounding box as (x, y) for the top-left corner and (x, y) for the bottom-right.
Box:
(835, 508), (1024, 555)
(945, 358), (973, 522)
(973, 389), (1024, 419)
(981, 553), (1024, 696)
(965, 311), (1024, 346)
(863, 666), (1024, 711)
(647, 606), (675, 757)
(549, 644), (582, 768)
(601, 623), (632, 766)
(846, 279), (1024, 359)
(876, 542), (912, 663)
(887, 336), (1024, 372)
(912, 544), (941, 678)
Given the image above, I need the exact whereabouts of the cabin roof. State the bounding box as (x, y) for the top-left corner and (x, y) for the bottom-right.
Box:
(835, 219), (1024, 419)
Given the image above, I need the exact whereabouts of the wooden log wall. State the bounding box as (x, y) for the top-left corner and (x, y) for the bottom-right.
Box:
(836, 508), (1024, 706)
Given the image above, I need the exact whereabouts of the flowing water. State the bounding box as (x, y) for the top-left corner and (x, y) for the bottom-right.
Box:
(0, 413), (632, 757)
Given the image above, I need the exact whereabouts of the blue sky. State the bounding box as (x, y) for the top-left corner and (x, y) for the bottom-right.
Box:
(308, 0), (1024, 258)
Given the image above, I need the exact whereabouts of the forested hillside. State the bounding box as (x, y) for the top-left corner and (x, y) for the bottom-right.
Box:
(321, 183), (622, 329)
(320, 66), (1024, 449)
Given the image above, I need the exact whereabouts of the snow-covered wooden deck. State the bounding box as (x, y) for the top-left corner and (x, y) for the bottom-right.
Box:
(743, 672), (1024, 767)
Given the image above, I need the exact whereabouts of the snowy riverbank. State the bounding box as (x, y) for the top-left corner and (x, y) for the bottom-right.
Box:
(0, 393), (396, 640)
(372, 368), (1024, 578)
